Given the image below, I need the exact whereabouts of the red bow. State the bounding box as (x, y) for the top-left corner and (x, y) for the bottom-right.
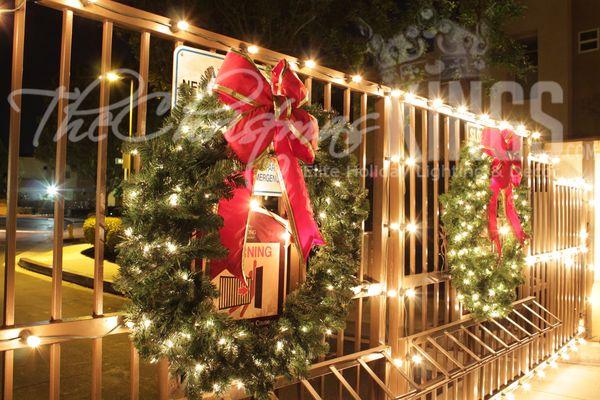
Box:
(210, 51), (324, 283)
(482, 128), (528, 255)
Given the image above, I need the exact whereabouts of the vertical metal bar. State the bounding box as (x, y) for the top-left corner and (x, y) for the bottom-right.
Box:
(134, 31), (150, 174)
(420, 109), (428, 331)
(52, 7), (73, 323)
(91, 338), (102, 400)
(3, 3), (26, 398)
(343, 88), (351, 121)
(355, 92), (368, 394)
(130, 341), (140, 400)
(94, 21), (113, 317)
(432, 112), (440, 327)
(49, 15), (72, 397)
(304, 77), (312, 105)
(323, 82), (332, 111)
(388, 97), (406, 394)
(158, 359), (170, 400)
(408, 105), (416, 334)
(370, 96), (390, 399)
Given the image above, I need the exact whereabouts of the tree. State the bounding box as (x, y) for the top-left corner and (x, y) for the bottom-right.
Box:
(122, 0), (531, 85)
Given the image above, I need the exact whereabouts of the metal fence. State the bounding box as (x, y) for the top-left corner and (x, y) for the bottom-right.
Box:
(2, 1), (592, 399)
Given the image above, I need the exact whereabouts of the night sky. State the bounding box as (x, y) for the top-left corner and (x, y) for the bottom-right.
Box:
(1, 2), (143, 157)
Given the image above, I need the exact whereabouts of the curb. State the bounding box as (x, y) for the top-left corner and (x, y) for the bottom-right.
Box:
(18, 257), (122, 296)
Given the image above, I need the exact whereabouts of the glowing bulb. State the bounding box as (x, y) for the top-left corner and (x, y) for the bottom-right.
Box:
(169, 193), (178, 206)
(432, 98), (444, 109)
(304, 59), (316, 68)
(124, 227), (133, 238)
(457, 105), (468, 114)
(405, 157), (416, 167)
(390, 154), (401, 163)
(531, 131), (541, 140)
(351, 74), (362, 83)
(479, 113), (490, 121)
(405, 288), (416, 298)
(325, 328), (333, 335)
(130, 148), (139, 155)
(247, 45), (259, 54)
(166, 242), (177, 253)
(281, 231), (291, 242)
(391, 89), (401, 97)
(106, 71), (121, 82)
(176, 20), (189, 31)
(405, 223), (418, 234)
(522, 381), (531, 391)
(25, 334), (41, 348)
(537, 370), (546, 378)
(250, 199), (261, 211)
(389, 222), (400, 231)
(387, 289), (398, 297)
(411, 355), (422, 364)
(46, 184), (59, 197)
(499, 225), (510, 235)
(392, 358), (403, 367)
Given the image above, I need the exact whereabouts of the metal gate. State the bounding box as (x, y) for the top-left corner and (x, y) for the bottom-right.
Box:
(1, 1), (592, 399)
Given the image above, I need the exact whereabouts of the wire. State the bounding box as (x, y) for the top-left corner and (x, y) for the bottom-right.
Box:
(0, 0), (27, 14)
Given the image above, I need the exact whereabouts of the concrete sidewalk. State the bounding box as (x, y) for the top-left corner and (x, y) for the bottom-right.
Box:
(17, 243), (121, 293)
(512, 341), (600, 399)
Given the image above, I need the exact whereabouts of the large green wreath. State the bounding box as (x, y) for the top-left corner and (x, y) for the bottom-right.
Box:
(116, 71), (368, 398)
(440, 143), (531, 320)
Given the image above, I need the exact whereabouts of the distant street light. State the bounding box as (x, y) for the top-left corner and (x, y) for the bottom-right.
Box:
(46, 184), (58, 197)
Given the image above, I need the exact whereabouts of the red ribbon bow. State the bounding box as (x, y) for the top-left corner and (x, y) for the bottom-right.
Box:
(482, 128), (528, 255)
(210, 51), (324, 284)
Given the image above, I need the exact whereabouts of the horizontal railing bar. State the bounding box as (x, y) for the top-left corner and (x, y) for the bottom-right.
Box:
(0, 314), (125, 351)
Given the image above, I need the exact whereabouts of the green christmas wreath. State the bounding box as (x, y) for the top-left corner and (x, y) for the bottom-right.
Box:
(440, 143), (531, 320)
(116, 71), (368, 398)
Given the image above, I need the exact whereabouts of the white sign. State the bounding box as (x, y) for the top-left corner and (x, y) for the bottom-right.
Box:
(253, 159), (283, 197)
(172, 45), (225, 106)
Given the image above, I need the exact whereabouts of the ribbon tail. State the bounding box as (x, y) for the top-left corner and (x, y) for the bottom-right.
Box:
(488, 186), (502, 256)
(275, 142), (324, 260)
(504, 186), (527, 245)
(212, 171), (254, 286)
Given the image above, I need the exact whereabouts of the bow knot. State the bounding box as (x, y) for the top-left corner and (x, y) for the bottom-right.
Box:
(482, 128), (528, 255)
(210, 51), (324, 284)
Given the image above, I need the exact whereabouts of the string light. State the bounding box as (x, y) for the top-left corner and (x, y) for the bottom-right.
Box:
(411, 354), (422, 364)
(391, 89), (401, 97)
(404, 288), (416, 298)
(432, 98), (444, 110)
(351, 74), (362, 83)
(304, 59), (316, 69)
(173, 20), (189, 32)
(405, 223), (418, 234)
(250, 198), (261, 211)
(405, 157), (417, 167)
(247, 45), (259, 54)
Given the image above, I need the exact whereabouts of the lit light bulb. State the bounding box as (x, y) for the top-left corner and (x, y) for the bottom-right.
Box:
(404, 92), (416, 103)
(391, 89), (401, 97)
(411, 354), (422, 364)
(351, 74), (362, 83)
(25, 334), (41, 348)
(531, 131), (541, 140)
(166, 242), (177, 253)
(405, 288), (416, 298)
(46, 184), (59, 197)
(176, 20), (189, 31)
(405, 157), (416, 167)
(281, 231), (291, 242)
(432, 98), (444, 109)
(250, 199), (261, 211)
(393, 358), (403, 367)
(387, 289), (398, 297)
(169, 193), (178, 206)
(247, 45), (259, 54)
(522, 381), (531, 391)
(457, 105), (468, 114)
(390, 154), (401, 163)
(389, 222), (400, 231)
(304, 59), (316, 69)
(405, 223), (418, 234)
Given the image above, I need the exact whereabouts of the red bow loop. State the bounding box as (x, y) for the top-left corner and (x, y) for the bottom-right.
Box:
(481, 128), (528, 255)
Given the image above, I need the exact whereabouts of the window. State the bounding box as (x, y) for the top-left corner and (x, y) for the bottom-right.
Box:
(579, 29), (599, 53)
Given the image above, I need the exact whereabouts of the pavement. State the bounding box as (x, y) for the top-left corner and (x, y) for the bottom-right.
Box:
(0, 215), (160, 399)
(509, 340), (600, 399)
